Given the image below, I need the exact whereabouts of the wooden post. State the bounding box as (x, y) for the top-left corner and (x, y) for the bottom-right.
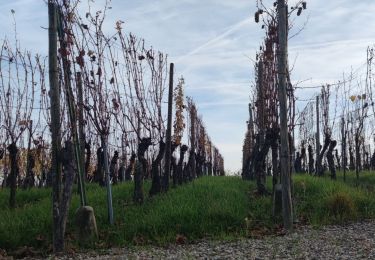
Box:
(102, 136), (114, 225)
(48, 1), (63, 252)
(77, 72), (86, 181)
(277, 0), (293, 230)
(315, 95), (320, 175)
(190, 105), (196, 179)
(24, 120), (33, 188)
(163, 63), (174, 191)
(341, 117), (346, 182)
(258, 61), (265, 144)
(257, 61), (266, 191)
(246, 102), (254, 180)
(291, 127), (295, 174)
(120, 133), (127, 181)
(248, 103), (253, 130)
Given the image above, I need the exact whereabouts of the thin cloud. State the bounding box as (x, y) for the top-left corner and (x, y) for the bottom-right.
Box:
(175, 17), (251, 64)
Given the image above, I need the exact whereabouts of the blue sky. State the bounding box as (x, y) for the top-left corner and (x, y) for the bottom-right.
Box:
(1, 0), (375, 172)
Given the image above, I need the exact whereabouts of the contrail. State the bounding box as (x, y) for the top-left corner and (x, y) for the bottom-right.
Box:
(175, 17), (251, 64)
(290, 38), (375, 51)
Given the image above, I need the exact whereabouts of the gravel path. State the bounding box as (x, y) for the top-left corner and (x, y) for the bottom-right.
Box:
(31, 220), (375, 259)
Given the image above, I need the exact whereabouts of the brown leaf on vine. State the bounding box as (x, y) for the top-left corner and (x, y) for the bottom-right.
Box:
(76, 56), (84, 67)
(58, 47), (70, 57)
(146, 51), (154, 60)
(116, 20), (124, 30)
(297, 7), (302, 16)
(112, 98), (119, 110)
(75, 50), (85, 67)
(255, 11), (260, 23)
(67, 12), (75, 22)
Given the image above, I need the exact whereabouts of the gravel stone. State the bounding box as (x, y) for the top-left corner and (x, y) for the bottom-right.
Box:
(43, 220), (375, 259)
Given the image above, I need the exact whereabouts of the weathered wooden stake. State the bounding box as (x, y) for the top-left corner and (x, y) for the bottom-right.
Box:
(315, 95), (320, 175)
(256, 61), (266, 192)
(77, 72), (86, 182)
(341, 117), (346, 182)
(277, 0), (293, 230)
(24, 120), (33, 189)
(249, 103), (254, 135)
(258, 61), (265, 142)
(102, 136), (114, 225)
(163, 63), (174, 191)
(190, 105), (196, 179)
(48, 1), (63, 252)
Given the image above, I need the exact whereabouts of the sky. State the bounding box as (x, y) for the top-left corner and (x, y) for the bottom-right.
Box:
(1, 0), (375, 173)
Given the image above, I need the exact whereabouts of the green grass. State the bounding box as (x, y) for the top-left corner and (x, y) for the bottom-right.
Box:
(2, 172), (375, 253)
(336, 170), (375, 189)
(293, 173), (375, 225)
(0, 177), (253, 251)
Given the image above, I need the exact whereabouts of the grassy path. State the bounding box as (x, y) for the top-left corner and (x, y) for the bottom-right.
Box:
(2, 172), (375, 257)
